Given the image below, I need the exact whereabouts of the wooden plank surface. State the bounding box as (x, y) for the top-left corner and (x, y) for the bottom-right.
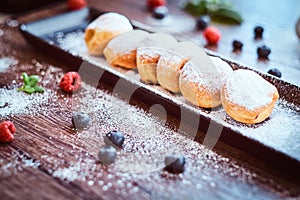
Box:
(1, 0), (300, 199)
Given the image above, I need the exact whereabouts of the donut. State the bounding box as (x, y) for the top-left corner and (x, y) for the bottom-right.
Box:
(84, 12), (133, 55)
(156, 41), (206, 93)
(136, 33), (177, 84)
(221, 69), (279, 124)
(179, 56), (233, 108)
(103, 30), (149, 69)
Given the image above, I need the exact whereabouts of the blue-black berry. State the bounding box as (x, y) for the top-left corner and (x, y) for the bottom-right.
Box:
(268, 68), (282, 78)
(257, 45), (271, 59)
(71, 112), (90, 130)
(152, 6), (168, 19)
(254, 26), (264, 39)
(104, 130), (125, 148)
(196, 15), (210, 31)
(232, 40), (243, 52)
(98, 146), (117, 165)
(164, 155), (185, 174)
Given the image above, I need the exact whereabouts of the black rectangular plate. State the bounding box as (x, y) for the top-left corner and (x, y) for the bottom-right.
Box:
(19, 8), (300, 175)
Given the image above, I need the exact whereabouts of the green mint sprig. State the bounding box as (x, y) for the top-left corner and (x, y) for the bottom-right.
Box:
(184, 0), (243, 24)
(17, 72), (45, 94)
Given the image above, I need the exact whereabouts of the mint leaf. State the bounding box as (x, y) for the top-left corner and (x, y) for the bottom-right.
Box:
(184, 0), (243, 25)
(28, 75), (39, 87)
(33, 86), (45, 93)
(23, 85), (35, 94)
(22, 72), (29, 85)
(209, 7), (243, 24)
(18, 72), (45, 94)
(185, 0), (208, 16)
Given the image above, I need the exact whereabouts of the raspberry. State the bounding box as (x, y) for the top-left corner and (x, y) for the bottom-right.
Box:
(147, 0), (166, 10)
(68, 0), (87, 11)
(59, 72), (82, 93)
(203, 26), (221, 45)
(0, 121), (16, 143)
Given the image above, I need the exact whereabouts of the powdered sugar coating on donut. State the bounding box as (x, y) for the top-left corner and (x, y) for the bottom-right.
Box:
(87, 12), (133, 32)
(137, 33), (177, 65)
(223, 69), (278, 111)
(180, 56), (233, 94)
(105, 30), (149, 55)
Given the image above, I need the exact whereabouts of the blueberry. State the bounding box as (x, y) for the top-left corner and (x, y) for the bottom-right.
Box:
(104, 130), (125, 148)
(232, 40), (243, 52)
(254, 26), (264, 39)
(71, 112), (90, 130)
(196, 15), (210, 31)
(98, 146), (117, 165)
(152, 6), (169, 19)
(268, 68), (282, 78)
(257, 45), (271, 59)
(164, 155), (185, 174)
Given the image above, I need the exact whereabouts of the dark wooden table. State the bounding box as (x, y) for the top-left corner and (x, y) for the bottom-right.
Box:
(0, 0), (300, 199)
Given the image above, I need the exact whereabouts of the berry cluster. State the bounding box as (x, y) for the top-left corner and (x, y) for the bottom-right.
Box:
(195, 18), (281, 77)
(98, 130), (125, 165)
(196, 16), (221, 45)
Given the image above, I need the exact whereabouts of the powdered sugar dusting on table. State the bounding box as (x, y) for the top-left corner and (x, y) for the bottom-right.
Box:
(46, 83), (283, 199)
(57, 31), (87, 56)
(0, 86), (52, 118)
(0, 148), (40, 177)
(0, 56), (18, 72)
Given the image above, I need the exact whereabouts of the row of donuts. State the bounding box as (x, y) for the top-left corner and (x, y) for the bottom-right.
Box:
(84, 12), (279, 124)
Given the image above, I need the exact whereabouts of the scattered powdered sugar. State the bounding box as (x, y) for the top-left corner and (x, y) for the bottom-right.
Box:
(0, 29), (4, 37)
(46, 83), (286, 199)
(57, 31), (87, 56)
(0, 56), (18, 72)
(6, 18), (19, 28)
(238, 99), (300, 160)
(0, 149), (40, 177)
(52, 156), (96, 182)
(0, 86), (52, 118)
(0, 62), (63, 118)
(223, 69), (277, 111)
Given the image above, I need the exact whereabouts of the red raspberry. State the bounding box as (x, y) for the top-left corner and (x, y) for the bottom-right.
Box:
(147, 0), (166, 10)
(59, 72), (82, 93)
(203, 26), (221, 45)
(0, 121), (16, 143)
(68, 0), (87, 11)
